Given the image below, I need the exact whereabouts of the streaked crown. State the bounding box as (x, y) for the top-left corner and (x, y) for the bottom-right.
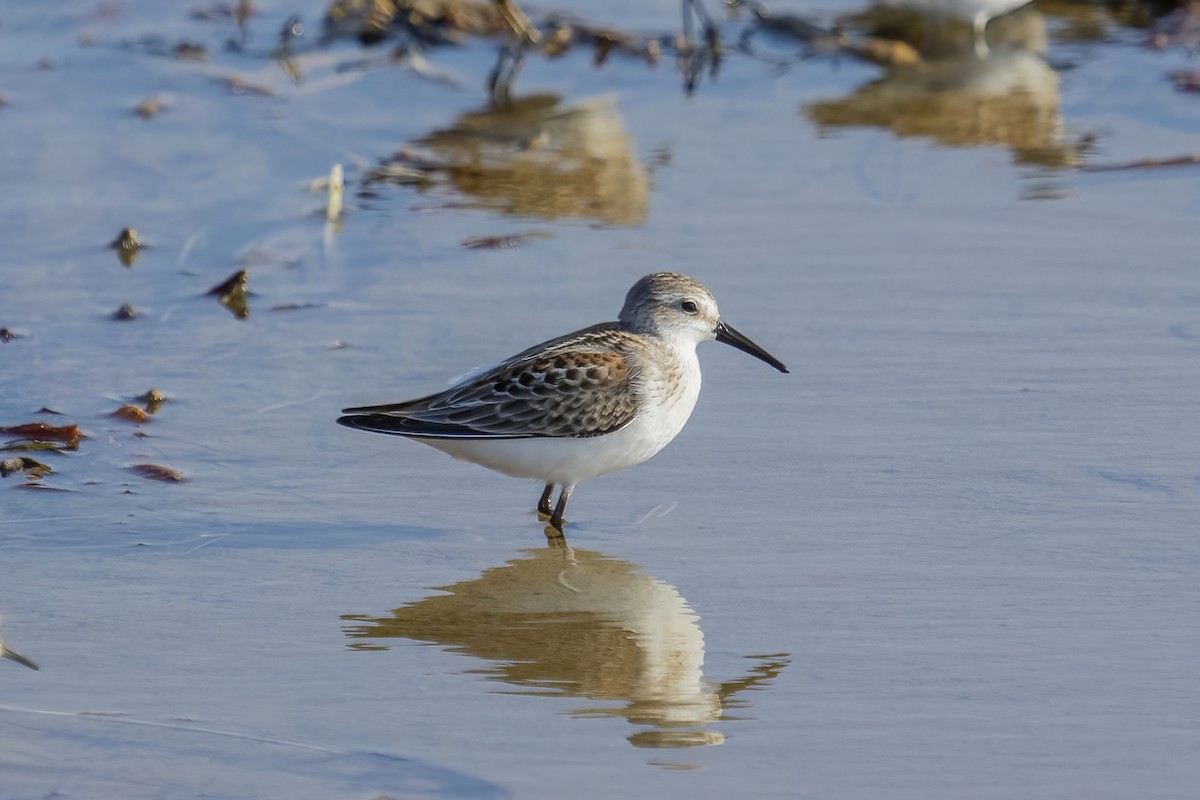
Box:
(618, 273), (721, 341)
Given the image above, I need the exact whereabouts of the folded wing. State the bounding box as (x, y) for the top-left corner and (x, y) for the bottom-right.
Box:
(339, 334), (640, 440)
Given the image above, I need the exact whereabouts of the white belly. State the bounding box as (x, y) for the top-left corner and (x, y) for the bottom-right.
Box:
(418, 350), (702, 487)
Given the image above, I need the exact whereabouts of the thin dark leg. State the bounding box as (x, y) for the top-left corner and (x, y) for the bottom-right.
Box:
(537, 482), (555, 517)
(548, 485), (574, 534)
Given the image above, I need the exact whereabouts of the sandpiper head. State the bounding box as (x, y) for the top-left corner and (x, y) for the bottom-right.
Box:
(620, 273), (788, 373)
(620, 272), (718, 338)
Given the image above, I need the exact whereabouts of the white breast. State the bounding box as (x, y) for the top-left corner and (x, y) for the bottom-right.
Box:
(420, 344), (703, 487)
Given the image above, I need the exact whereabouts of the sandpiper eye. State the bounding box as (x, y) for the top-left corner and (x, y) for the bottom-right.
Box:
(680, 300), (699, 315)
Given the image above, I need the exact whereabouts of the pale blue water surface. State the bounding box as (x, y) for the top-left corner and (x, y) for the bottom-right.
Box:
(1, 0), (1198, 797)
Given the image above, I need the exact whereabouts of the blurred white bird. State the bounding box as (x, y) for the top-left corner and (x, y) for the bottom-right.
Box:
(877, 0), (1033, 54)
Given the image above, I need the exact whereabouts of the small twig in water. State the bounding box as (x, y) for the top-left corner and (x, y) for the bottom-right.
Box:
(1081, 154), (1200, 173)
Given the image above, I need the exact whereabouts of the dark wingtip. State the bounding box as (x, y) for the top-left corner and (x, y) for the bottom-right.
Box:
(2, 649), (38, 671)
(337, 413), (412, 435)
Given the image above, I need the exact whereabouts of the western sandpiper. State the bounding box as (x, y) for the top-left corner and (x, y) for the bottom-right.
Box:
(338, 272), (787, 533)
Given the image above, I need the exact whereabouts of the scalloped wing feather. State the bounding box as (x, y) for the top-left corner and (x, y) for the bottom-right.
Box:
(340, 325), (643, 439)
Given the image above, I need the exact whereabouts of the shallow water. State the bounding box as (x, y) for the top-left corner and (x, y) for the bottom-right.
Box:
(2, 0), (1199, 797)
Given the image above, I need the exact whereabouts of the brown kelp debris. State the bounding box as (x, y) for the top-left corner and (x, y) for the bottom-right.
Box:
(461, 230), (551, 249)
(539, 18), (662, 65)
(113, 405), (150, 423)
(135, 95), (173, 119)
(324, 0), (508, 45)
(174, 41), (210, 60)
(1170, 69), (1200, 92)
(137, 389), (169, 414)
(0, 423), (84, 450)
(110, 227), (142, 266)
(1, 457), (53, 480)
(135, 98), (161, 118)
(207, 269), (251, 318)
(112, 303), (138, 321)
(112, 227), (141, 248)
(128, 464), (187, 482)
(323, 0), (401, 43)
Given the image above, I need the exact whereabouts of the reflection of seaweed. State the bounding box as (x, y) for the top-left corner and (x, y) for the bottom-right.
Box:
(343, 546), (789, 749)
(0, 423), (84, 451)
(370, 94), (648, 226)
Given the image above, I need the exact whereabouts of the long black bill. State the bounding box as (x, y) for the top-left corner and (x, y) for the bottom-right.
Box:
(2, 647), (39, 671)
(715, 320), (789, 373)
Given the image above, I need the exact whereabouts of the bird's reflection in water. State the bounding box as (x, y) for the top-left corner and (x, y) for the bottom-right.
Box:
(343, 546), (788, 750)
(370, 94), (649, 226)
(807, 9), (1079, 171)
